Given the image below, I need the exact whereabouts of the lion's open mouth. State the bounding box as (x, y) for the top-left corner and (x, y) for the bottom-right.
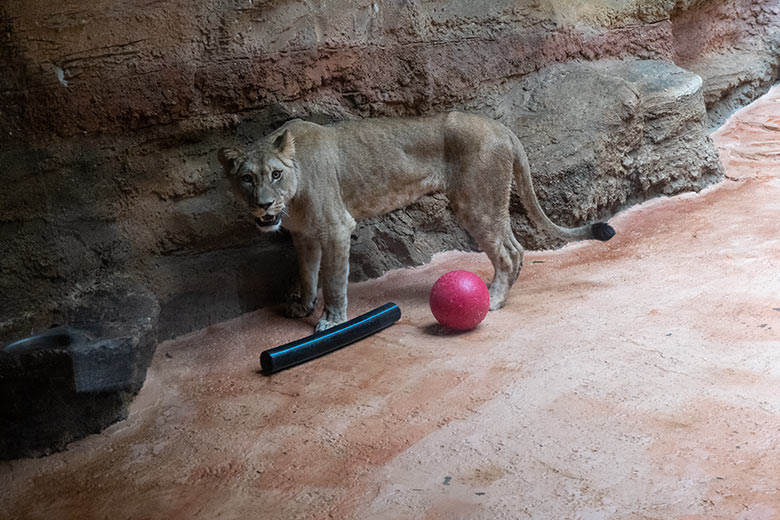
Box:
(254, 214), (282, 228)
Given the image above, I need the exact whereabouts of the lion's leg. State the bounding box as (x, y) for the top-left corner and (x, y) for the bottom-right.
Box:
(285, 232), (321, 318)
(484, 227), (523, 311)
(507, 233), (524, 283)
(449, 181), (522, 311)
(315, 228), (353, 332)
(451, 210), (518, 310)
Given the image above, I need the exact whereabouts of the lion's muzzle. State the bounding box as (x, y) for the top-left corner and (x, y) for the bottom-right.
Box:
(254, 214), (282, 228)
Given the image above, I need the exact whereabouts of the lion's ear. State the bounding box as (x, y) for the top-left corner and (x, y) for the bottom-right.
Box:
(273, 130), (295, 158)
(218, 147), (243, 175)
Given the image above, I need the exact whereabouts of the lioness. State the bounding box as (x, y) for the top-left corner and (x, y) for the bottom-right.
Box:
(219, 112), (615, 332)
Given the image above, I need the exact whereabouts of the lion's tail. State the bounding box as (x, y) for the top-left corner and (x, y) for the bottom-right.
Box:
(511, 135), (615, 243)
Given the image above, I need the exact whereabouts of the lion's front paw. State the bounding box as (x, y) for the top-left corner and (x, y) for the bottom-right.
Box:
(315, 319), (339, 333)
(315, 308), (346, 332)
(284, 298), (316, 318)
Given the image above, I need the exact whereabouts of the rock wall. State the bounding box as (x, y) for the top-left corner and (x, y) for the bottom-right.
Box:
(670, 0), (780, 128)
(1, 0), (778, 340)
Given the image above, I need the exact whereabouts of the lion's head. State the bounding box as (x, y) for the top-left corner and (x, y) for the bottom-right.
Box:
(219, 130), (298, 232)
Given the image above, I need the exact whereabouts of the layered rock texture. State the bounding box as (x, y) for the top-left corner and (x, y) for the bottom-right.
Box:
(1, 0), (778, 340)
(671, 0), (780, 128)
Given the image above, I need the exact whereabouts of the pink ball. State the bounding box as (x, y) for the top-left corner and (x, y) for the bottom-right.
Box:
(429, 270), (490, 331)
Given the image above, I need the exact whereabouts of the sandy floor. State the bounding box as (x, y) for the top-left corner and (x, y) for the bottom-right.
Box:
(2, 86), (780, 520)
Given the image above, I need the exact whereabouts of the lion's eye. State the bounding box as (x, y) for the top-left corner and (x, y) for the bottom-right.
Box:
(271, 170), (282, 180)
(241, 174), (253, 183)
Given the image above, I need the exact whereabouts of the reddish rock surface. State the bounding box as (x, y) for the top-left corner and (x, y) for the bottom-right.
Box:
(712, 84), (780, 178)
(2, 0), (776, 137)
(1, 1), (676, 137)
(2, 86), (778, 520)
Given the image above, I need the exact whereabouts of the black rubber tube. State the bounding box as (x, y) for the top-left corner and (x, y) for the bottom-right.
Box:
(260, 303), (401, 374)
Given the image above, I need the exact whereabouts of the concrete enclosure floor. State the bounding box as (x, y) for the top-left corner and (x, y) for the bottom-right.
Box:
(2, 86), (780, 520)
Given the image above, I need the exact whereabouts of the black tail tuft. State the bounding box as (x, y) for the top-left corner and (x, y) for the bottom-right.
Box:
(591, 222), (616, 242)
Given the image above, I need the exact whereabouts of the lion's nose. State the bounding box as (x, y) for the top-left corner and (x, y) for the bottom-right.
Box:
(257, 201), (273, 210)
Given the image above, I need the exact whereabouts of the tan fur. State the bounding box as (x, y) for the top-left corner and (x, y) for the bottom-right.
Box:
(219, 112), (612, 332)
